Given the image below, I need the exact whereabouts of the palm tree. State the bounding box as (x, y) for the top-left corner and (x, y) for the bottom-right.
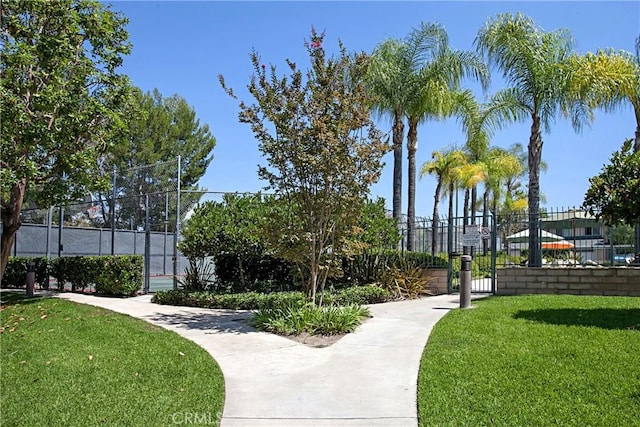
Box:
(367, 39), (410, 228)
(404, 23), (489, 252)
(480, 147), (523, 254)
(420, 147), (466, 256)
(569, 35), (640, 152)
(475, 12), (597, 267)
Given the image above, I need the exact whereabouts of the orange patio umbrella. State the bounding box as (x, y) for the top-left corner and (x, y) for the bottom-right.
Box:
(541, 241), (574, 250)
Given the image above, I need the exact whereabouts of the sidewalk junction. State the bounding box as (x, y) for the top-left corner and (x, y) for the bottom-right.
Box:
(57, 292), (487, 427)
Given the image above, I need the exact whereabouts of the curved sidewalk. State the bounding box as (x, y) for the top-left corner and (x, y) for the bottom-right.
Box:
(57, 292), (482, 427)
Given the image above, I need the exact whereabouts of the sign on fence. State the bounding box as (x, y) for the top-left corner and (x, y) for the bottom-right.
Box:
(461, 225), (481, 246)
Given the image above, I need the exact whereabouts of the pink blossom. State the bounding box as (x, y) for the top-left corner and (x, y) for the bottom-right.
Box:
(311, 40), (322, 48)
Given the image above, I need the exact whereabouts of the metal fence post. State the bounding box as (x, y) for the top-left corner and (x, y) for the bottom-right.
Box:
(173, 155), (181, 290)
(26, 262), (36, 297)
(144, 194), (150, 294)
(460, 255), (472, 308)
(111, 166), (116, 255)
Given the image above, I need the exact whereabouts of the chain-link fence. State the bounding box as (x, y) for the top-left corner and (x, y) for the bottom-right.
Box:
(5, 157), (206, 292)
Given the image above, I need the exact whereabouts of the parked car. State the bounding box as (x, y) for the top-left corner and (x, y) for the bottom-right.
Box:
(613, 254), (634, 265)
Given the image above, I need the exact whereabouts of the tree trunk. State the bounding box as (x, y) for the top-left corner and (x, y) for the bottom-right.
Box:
(634, 124), (640, 257)
(448, 183), (455, 254)
(470, 185), (478, 258)
(528, 114), (543, 267)
(406, 117), (418, 252)
(462, 188), (470, 255)
(432, 181), (442, 257)
(1, 179), (27, 282)
(392, 110), (404, 245)
(482, 189), (490, 256)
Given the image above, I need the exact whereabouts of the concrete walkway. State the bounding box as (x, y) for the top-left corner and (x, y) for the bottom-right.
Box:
(56, 292), (485, 427)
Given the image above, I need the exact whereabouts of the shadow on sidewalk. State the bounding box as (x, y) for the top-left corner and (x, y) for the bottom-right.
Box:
(143, 310), (256, 335)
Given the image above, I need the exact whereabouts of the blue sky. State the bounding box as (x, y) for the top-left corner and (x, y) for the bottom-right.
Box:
(108, 1), (639, 218)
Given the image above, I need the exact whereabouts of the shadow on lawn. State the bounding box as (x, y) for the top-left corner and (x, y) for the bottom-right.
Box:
(143, 310), (256, 335)
(513, 308), (640, 330)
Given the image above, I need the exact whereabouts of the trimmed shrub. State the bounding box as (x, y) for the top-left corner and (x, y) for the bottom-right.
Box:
(94, 255), (142, 296)
(322, 285), (390, 306)
(49, 255), (142, 296)
(152, 285), (390, 310)
(50, 256), (102, 292)
(152, 290), (307, 310)
(213, 253), (294, 292)
(3, 257), (49, 289)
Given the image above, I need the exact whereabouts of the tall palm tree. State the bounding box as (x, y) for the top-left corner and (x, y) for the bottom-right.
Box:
(569, 35), (640, 152)
(569, 36), (640, 255)
(475, 12), (597, 267)
(480, 146), (523, 254)
(404, 23), (489, 252)
(420, 147), (466, 256)
(367, 39), (411, 228)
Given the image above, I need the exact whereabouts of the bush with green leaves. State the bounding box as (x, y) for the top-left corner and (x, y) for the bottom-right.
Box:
(178, 258), (215, 291)
(322, 285), (390, 306)
(252, 303), (370, 335)
(340, 249), (447, 285)
(94, 256), (143, 296)
(152, 285), (390, 310)
(50, 255), (142, 296)
(3, 257), (49, 289)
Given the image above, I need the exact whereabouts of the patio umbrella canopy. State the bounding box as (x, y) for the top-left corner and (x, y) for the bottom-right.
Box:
(505, 229), (565, 243)
(542, 241), (575, 250)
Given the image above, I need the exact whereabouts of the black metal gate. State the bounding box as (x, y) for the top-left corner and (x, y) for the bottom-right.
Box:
(446, 214), (497, 294)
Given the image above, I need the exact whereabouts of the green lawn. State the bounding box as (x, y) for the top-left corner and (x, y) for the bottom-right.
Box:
(418, 294), (640, 426)
(1, 292), (225, 426)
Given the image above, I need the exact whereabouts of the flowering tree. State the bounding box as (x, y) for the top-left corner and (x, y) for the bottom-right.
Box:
(219, 30), (388, 303)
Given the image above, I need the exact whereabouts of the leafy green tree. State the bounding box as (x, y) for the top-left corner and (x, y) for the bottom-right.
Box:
(0, 0), (131, 280)
(220, 29), (388, 304)
(583, 139), (640, 228)
(475, 12), (603, 266)
(97, 87), (216, 231)
(180, 193), (269, 287)
(356, 198), (401, 250)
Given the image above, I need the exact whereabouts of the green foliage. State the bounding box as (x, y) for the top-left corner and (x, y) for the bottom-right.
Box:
(583, 139), (640, 226)
(3, 257), (49, 289)
(379, 259), (435, 300)
(252, 303), (370, 336)
(50, 256), (102, 292)
(152, 290), (307, 310)
(212, 253), (294, 292)
(322, 285), (390, 306)
(220, 29), (388, 304)
(341, 249), (447, 285)
(93, 256), (142, 296)
(0, 295), (224, 426)
(50, 255), (142, 296)
(152, 284), (390, 310)
(355, 198), (401, 249)
(177, 258), (215, 291)
(180, 193), (275, 289)
(102, 88), (216, 231)
(0, 0), (132, 280)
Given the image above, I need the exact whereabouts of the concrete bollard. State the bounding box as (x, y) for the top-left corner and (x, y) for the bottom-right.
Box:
(460, 255), (471, 309)
(26, 262), (36, 298)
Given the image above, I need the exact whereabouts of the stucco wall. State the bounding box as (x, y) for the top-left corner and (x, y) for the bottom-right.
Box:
(497, 267), (640, 296)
